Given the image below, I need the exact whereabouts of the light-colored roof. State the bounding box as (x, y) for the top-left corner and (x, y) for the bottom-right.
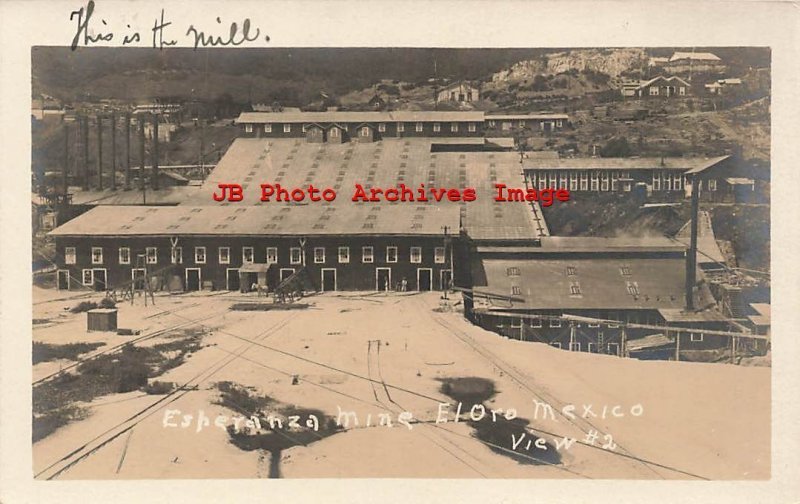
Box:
(523, 155), (730, 171)
(669, 52), (722, 62)
(477, 236), (685, 254)
(236, 111), (485, 124)
(485, 113), (569, 120)
(748, 303), (771, 326)
(718, 78), (743, 85)
(190, 138), (545, 241)
(684, 155), (732, 174)
(67, 186), (199, 206)
(725, 177), (754, 185)
(636, 75), (691, 89)
(658, 308), (729, 322)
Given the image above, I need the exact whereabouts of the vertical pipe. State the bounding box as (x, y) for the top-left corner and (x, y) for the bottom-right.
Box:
(125, 112), (131, 190)
(62, 122), (69, 198)
(138, 117), (146, 192)
(96, 115), (103, 190)
(110, 111), (117, 190)
(686, 174), (700, 311)
(82, 116), (89, 191)
(151, 114), (159, 190)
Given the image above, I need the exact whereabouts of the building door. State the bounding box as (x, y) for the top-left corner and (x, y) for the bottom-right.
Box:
(93, 269), (107, 291)
(543, 121), (553, 133)
(607, 342), (620, 356)
(376, 267), (391, 291)
(279, 268), (295, 283)
(131, 268), (146, 290)
(417, 268), (432, 291)
(321, 268), (337, 292)
(226, 268), (240, 291)
(57, 270), (70, 290)
(440, 269), (452, 291)
(185, 268), (201, 291)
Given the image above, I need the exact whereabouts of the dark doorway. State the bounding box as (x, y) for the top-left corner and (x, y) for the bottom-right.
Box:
(440, 269), (452, 291)
(57, 270), (69, 290)
(186, 269), (201, 291)
(93, 269), (107, 291)
(279, 268), (295, 283)
(226, 269), (240, 291)
(321, 269), (336, 292)
(418, 268), (432, 291)
(132, 268), (146, 290)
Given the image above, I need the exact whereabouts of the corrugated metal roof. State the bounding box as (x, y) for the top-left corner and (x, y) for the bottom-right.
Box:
(236, 111), (485, 124)
(486, 113), (569, 120)
(472, 256), (687, 310)
(675, 211), (726, 264)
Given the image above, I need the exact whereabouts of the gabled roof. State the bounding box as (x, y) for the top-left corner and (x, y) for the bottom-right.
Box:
(669, 52), (722, 62)
(636, 75), (691, 89)
(236, 111), (485, 124)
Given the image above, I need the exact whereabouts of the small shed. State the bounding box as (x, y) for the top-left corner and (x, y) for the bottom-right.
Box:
(87, 308), (118, 332)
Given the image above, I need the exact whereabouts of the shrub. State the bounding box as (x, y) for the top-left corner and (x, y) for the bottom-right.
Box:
(70, 301), (98, 313)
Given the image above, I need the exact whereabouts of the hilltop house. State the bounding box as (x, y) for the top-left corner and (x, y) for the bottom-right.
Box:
(436, 81), (480, 103)
(621, 76), (690, 98)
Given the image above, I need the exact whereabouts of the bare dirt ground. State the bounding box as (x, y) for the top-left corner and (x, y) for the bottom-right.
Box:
(32, 288), (770, 480)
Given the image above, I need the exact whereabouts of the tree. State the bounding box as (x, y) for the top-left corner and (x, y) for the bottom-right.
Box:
(600, 137), (631, 157)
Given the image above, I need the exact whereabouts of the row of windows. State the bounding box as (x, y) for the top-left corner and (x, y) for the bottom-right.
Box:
(648, 86), (687, 96)
(528, 170), (634, 192)
(487, 119), (564, 128)
(66, 246), (447, 266)
(244, 122), (479, 134)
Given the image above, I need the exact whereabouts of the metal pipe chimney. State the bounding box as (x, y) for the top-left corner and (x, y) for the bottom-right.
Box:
(96, 115), (103, 190)
(110, 111), (117, 190)
(151, 114), (160, 190)
(685, 174), (700, 311)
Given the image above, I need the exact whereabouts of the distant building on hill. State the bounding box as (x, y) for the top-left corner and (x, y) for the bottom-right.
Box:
(436, 81), (480, 103)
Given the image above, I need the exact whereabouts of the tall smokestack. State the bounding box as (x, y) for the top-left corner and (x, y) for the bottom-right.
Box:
(138, 117), (146, 191)
(62, 122), (69, 198)
(82, 116), (89, 191)
(125, 112), (131, 190)
(151, 114), (159, 190)
(685, 174), (700, 311)
(110, 111), (117, 190)
(96, 115), (103, 190)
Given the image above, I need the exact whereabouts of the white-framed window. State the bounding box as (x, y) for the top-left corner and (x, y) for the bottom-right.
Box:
(559, 172), (568, 190)
(242, 247), (254, 264)
(360, 126), (370, 137)
(65, 247), (76, 265)
(171, 246), (183, 264)
(397, 122), (405, 132)
(118, 247), (131, 265)
(538, 171), (547, 190)
(82, 269), (94, 286)
(362, 246), (374, 263)
(588, 343), (596, 353)
(601, 172), (610, 191)
(415, 122), (423, 132)
(146, 247), (158, 264)
(570, 173), (578, 191)
(450, 123), (458, 132)
(607, 342), (620, 355)
(690, 332), (704, 342)
(433, 123), (441, 132)
(549, 172), (557, 188)
(673, 173), (683, 191)
(264, 123), (272, 133)
(708, 179), (717, 191)
(511, 285), (522, 296)
(663, 172), (672, 191)
(338, 246), (350, 264)
(195, 246), (206, 264)
(266, 247), (278, 264)
(245, 124), (253, 133)
(556, 119), (563, 127)
(283, 124), (291, 133)
(488, 120), (496, 128)
(386, 246), (398, 263)
(530, 318), (542, 328)
(378, 123), (386, 132)
(589, 322), (601, 328)
(511, 318), (522, 328)
(580, 171), (588, 191)
(569, 342), (581, 352)
(468, 122), (476, 132)
(550, 319), (562, 328)
(329, 127), (339, 138)
(649, 86), (659, 96)
(91, 247), (103, 265)
(551, 342), (562, 349)
(218, 247), (231, 264)
(590, 171), (599, 191)
(652, 172), (661, 191)
(679, 87), (686, 96)
(611, 171), (619, 191)
(434, 247), (446, 264)
(314, 247), (325, 264)
(410, 247), (422, 264)
(518, 120), (525, 128)
(290, 247), (302, 265)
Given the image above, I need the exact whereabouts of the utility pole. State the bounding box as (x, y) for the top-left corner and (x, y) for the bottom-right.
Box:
(151, 114), (160, 190)
(621, 326), (627, 358)
(62, 122), (69, 200)
(674, 330), (680, 362)
(569, 324), (576, 352)
(138, 117), (146, 203)
(442, 225), (451, 299)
